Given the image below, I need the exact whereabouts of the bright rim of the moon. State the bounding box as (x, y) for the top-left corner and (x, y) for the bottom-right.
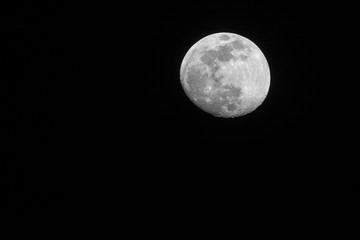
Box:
(180, 32), (270, 118)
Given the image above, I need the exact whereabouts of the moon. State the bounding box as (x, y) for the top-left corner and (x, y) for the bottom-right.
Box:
(180, 32), (270, 118)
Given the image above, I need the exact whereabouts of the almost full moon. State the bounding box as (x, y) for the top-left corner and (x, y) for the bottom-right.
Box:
(180, 32), (270, 118)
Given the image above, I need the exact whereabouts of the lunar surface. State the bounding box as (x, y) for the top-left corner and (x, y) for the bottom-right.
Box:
(180, 32), (270, 118)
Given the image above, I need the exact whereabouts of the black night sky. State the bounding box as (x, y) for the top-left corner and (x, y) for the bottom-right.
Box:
(141, 6), (338, 150)
(1, 2), (359, 227)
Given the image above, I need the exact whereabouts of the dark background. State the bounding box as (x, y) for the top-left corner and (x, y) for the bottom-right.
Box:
(138, 5), (357, 162)
(1, 1), (359, 230)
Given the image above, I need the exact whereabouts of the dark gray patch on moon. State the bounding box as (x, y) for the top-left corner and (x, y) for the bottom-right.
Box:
(238, 54), (248, 61)
(231, 39), (251, 62)
(219, 34), (230, 41)
(217, 44), (235, 62)
(232, 39), (247, 51)
(227, 104), (236, 111)
(200, 49), (218, 66)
